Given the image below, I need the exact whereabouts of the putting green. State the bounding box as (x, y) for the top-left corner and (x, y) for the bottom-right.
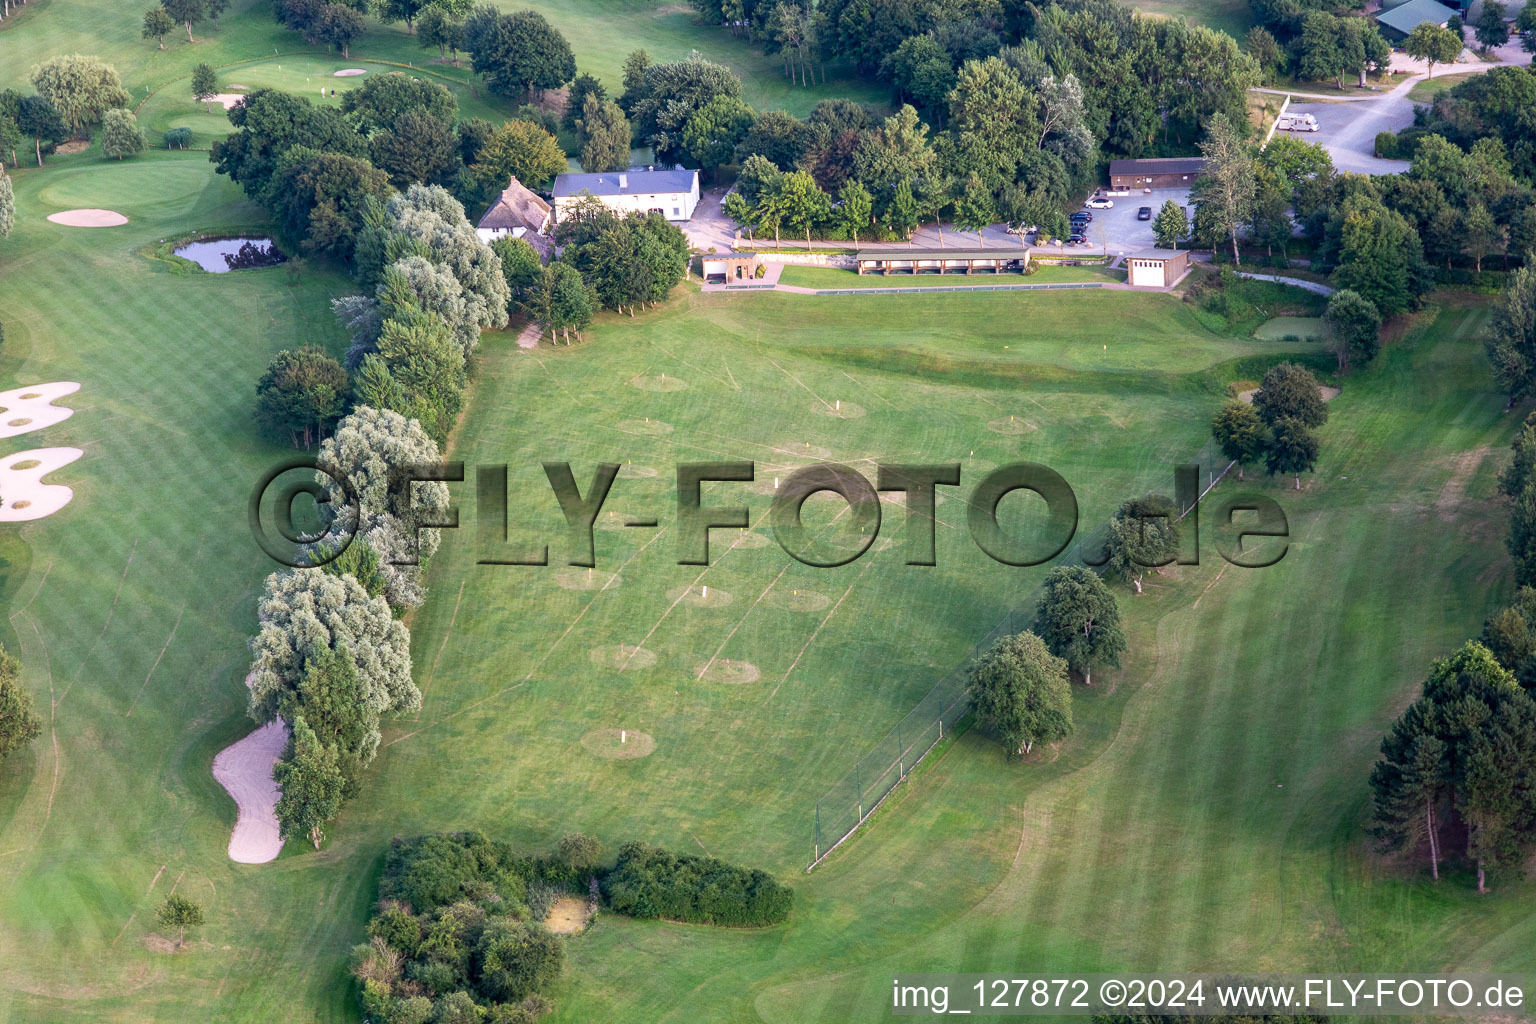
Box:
(1254, 315), (1326, 340)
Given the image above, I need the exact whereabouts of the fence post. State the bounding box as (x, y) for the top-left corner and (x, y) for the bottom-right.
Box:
(855, 765), (864, 821)
(897, 722), (905, 779)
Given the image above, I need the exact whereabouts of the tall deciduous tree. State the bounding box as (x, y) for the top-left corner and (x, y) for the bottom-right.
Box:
(1192, 112), (1255, 265)
(1104, 494), (1181, 593)
(155, 894), (205, 947)
(191, 62), (218, 111)
(463, 119), (566, 207)
(1033, 566), (1126, 686)
(1153, 199), (1187, 249)
(0, 645), (40, 762)
(143, 6), (175, 48)
(161, 0), (206, 42)
(274, 715), (346, 848)
(462, 7), (575, 101)
(836, 179), (873, 247)
(577, 95), (631, 174)
(0, 169), (13, 240)
(1486, 264), (1536, 404)
(101, 108), (144, 160)
(247, 567), (419, 727)
(1211, 400), (1268, 479)
(1405, 22), (1464, 79)
(1253, 361), (1329, 428)
(255, 345), (348, 448)
(30, 55), (130, 136)
(1324, 288), (1382, 370)
(968, 631), (1073, 756)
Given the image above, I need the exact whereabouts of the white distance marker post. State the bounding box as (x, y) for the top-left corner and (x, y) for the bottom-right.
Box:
(621, 730), (626, 744)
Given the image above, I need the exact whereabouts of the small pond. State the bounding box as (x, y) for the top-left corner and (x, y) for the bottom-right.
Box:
(174, 236), (287, 273)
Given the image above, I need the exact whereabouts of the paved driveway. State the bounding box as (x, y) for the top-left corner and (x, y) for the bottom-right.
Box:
(1066, 188), (1191, 257)
(1281, 98), (1413, 175)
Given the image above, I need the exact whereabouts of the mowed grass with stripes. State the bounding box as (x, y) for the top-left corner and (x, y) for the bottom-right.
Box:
(2, 141), (1530, 1019)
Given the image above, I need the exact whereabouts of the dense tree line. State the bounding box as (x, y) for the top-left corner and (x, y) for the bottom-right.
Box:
(1369, 642), (1536, 891)
(603, 841), (795, 926)
(355, 831), (790, 1020)
(212, 78), (565, 258)
(358, 833), (570, 1023)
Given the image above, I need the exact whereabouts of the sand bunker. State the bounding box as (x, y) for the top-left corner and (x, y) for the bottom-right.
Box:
(581, 728), (655, 759)
(589, 644), (658, 670)
(666, 584), (733, 608)
(813, 400), (866, 419)
(334, 68), (368, 77)
(545, 897), (590, 934)
(629, 374), (688, 392)
(0, 382), (79, 438)
(554, 568), (622, 590)
(0, 447), (82, 521)
(616, 418), (673, 436)
(695, 659), (761, 684)
(212, 719), (289, 864)
(47, 209), (127, 227)
(987, 416), (1034, 435)
(209, 93), (247, 110)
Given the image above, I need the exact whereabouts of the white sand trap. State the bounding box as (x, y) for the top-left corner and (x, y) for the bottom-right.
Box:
(0, 382), (79, 438)
(47, 209), (128, 227)
(334, 68), (368, 77)
(210, 93), (247, 110)
(0, 447), (82, 521)
(212, 719), (289, 864)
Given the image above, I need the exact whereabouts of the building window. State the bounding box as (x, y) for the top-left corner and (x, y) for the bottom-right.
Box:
(672, 207), (679, 216)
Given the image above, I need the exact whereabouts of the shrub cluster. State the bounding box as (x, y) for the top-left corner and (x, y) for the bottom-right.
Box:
(602, 841), (794, 927)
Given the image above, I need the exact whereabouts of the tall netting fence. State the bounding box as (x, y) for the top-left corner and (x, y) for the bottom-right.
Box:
(806, 443), (1235, 870)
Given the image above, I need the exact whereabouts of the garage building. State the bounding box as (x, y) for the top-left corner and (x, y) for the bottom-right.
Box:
(1108, 157), (1206, 190)
(1125, 248), (1190, 288)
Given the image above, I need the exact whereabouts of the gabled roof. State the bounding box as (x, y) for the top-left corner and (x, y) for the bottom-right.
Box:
(477, 177), (551, 232)
(1376, 0), (1458, 33)
(552, 167), (698, 199)
(1108, 157), (1206, 176)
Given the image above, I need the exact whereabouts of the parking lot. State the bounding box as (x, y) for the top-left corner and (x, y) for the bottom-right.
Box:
(1039, 188), (1192, 257)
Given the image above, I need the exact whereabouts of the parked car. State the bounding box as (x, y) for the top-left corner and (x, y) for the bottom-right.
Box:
(1070, 212), (1092, 225)
(1086, 196), (1114, 209)
(1067, 232), (1087, 245)
(1137, 206), (1152, 221)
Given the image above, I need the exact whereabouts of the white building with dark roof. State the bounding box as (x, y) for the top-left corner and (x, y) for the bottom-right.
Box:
(551, 167), (700, 224)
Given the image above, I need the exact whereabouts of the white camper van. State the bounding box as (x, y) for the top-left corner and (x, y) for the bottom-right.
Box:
(1276, 112), (1320, 133)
